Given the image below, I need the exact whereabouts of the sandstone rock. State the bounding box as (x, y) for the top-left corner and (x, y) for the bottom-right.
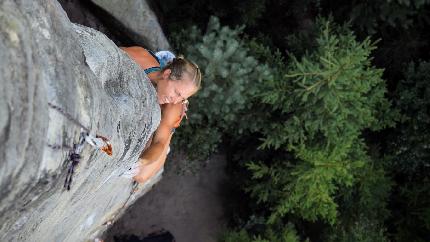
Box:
(90, 0), (170, 51)
(0, 0), (161, 241)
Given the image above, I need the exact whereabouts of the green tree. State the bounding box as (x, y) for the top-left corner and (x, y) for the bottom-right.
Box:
(169, 15), (409, 241)
(171, 16), (273, 160)
(246, 20), (396, 224)
(326, 216), (388, 242)
(221, 223), (304, 242)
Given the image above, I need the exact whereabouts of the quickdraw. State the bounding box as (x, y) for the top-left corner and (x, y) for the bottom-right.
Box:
(48, 102), (112, 156)
(48, 102), (113, 190)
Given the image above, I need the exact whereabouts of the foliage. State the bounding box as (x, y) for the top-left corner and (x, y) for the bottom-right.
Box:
(162, 1), (430, 239)
(220, 223), (303, 242)
(246, 20), (395, 224)
(221, 229), (253, 242)
(326, 216), (388, 242)
(385, 61), (430, 241)
(246, 145), (364, 225)
(323, 162), (392, 241)
(171, 16), (272, 160)
(392, 180), (430, 242)
(349, 164), (392, 222)
(388, 61), (430, 175)
(321, 0), (430, 35)
(156, 0), (267, 33)
(159, 0), (430, 84)
(260, 20), (395, 151)
(320, 0), (430, 81)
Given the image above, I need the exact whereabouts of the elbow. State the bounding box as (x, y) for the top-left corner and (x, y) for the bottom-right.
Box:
(138, 158), (151, 166)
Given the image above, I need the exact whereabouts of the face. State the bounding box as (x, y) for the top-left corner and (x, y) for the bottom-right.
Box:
(156, 69), (197, 105)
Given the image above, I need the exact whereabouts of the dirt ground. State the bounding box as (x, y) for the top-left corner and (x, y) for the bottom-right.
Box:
(103, 153), (228, 242)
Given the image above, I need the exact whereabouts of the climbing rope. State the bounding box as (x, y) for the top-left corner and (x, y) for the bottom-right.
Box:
(48, 102), (112, 156)
(48, 102), (113, 190)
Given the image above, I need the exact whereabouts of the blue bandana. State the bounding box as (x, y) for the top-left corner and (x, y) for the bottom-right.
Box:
(155, 51), (176, 68)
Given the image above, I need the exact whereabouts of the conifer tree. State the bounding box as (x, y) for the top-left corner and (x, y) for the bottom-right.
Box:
(246, 20), (395, 224)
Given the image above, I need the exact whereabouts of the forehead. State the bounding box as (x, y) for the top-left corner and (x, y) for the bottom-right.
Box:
(173, 80), (197, 97)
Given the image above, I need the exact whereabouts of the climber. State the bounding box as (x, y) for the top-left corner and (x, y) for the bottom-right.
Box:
(120, 46), (201, 184)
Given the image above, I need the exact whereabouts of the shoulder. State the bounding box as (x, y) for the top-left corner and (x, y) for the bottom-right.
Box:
(120, 46), (147, 56)
(160, 103), (183, 128)
(120, 46), (158, 69)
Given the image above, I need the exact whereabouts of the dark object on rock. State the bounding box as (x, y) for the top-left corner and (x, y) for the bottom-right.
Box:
(114, 230), (175, 242)
(63, 132), (85, 190)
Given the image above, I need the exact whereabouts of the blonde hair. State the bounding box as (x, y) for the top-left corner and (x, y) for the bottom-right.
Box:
(161, 56), (202, 89)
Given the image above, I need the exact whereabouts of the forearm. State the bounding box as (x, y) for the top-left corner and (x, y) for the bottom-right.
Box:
(134, 103), (182, 183)
(139, 133), (173, 166)
(133, 134), (172, 183)
(139, 142), (164, 165)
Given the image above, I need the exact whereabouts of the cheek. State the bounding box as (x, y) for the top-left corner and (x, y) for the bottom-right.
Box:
(165, 82), (177, 96)
(155, 86), (164, 98)
(157, 80), (168, 95)
(157, 81), (177, 101)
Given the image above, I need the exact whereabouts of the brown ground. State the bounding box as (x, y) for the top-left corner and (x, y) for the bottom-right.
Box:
(103, 153), (228, 242)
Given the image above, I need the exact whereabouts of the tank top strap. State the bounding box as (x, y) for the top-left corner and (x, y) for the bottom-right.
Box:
(144, 66), (161, 74)
(146, 49), (161, 64)
(143, 49), (161, 75)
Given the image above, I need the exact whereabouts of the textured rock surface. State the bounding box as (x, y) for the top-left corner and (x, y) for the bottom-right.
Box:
(90, 0), (170, 51)
(58, 0), (122, 45)
(0, 0), (162, 241)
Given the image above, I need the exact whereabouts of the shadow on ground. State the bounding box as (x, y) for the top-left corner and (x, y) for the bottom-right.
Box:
(103, 153), (228, 242)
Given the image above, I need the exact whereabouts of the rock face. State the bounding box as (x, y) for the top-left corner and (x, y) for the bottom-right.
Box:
(0, 0), (162, 241)
(90, 0), (170, 51)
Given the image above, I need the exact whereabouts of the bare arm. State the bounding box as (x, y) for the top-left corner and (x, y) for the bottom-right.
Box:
(133, 103), (182, 183)
(138, 122), (173, 165)
(119, 46), (158, 71)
